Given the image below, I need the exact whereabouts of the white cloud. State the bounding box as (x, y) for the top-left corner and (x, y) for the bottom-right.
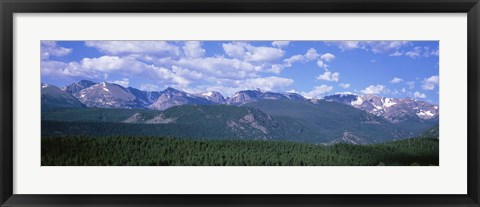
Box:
(405, 48), (421, 59)
(171, 65), (203, 81)
(339, 83), (350, 89)
(282, 48), (319, 68)
(41, 60), (100, 79)
(267, 64), (284, 74)
(413, 91), (427, 98)
(283, 55), (304, 67)
(182, 41), (205, 58)
(369, 41), (410, 53)
(112, 78), (129, 87)
(41, 41), (72, 60)
(48, 41), (291, 90)
(329, 41), (362, 51)
(42, 56), (195, 87)
(390, 51), (403, 57)
(176, 56), (258, 79)
(406, 81), (415, 89)
(243, 45), (284, 63)
(316, 71), (340, 82)
(328, 41), (410, 53)
(238, 76), (294, 92)
(81, 56), (126, 72)
(361, 85), (386, 94)
(140, 84), (161, 91)
(422, 75), (439, 90)
(401, 88), (407, 93)
(305, 48), (320, 60)
(197, 76), (294, 97)
(222, 42), (247, 59)
(390, 77), (403, 84)
(272, 41), (290, 48)
(316, 52), (336, 69)
(404, 46), (439, 59)
(85, 41), (180, 56)
(301, 85), (333, 98)
(317, 60), (328, 69)
(320, 53), (335, 62)
(222, 42), (285, 63)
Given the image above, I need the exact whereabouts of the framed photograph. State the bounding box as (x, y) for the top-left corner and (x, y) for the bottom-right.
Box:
(1, 0), (479, 206)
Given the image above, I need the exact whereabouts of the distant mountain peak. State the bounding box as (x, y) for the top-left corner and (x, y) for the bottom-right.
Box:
(47, 80), (439, 120)
(63, 80), (97, 94)
(149, 87), (213, 110)
(323, 94), (438, 123)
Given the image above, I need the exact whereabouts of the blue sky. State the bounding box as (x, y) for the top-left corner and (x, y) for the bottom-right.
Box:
(41, 40), (439, 103)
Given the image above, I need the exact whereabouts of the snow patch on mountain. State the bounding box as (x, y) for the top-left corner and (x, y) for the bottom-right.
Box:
(384, 98), (396, 107)
(351, 97), (363, 106)
(323, 93), (439, 123)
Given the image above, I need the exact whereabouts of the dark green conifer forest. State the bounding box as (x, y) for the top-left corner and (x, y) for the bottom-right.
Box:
(42, 135), (438, 166)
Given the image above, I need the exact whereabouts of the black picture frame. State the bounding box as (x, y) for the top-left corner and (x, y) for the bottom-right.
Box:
(1, 0), (479, 206)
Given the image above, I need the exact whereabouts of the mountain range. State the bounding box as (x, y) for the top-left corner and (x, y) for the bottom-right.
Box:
(41, 80), (439, 144)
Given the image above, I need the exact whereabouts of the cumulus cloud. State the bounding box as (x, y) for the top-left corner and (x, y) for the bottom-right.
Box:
(317, 60), (327, 69)
(41, 60), (99, 79)
(339, 83), (350, 89)
(283, 55), (305, 67)
(316, 71), (340, 82)
(41, 41), (72, 60)
(389, 51), (403, 57)
(272, 41), (290, 48)
(196, 76), (294, 97)
(390, 77), (403, 84)
(329, 41), (362, 51)
(283, 48), (320, 68)
(405, 48), (422, 59)
(183, 41), (205, 58)
(176, 56), (258, 79)
(246, 46), (285, 62)
(413, 91), (427, 98)
(85, 41), (181, 56)
(404, 46), (439, 59)
(81, 56), (126, 72)
(238, 76), (294, 92)
(422, 75), (439, 90)
(112, 78), (129, 87)
(41, 55), (196, 87)
(222, 42), (285, 63)
(328, 41), (410, 53)
(320, 53), (335, 62)
(222, 42), (247, 59)
(368, 41), (410, 53)
(361, 85), (386, 94)
(301, 85), (333, 98)
(315, 52), (336, 70)
(305, 48), (320, 60)
(46, 40), (300, 93)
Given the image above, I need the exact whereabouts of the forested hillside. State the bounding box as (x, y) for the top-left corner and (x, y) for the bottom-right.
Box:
(42, 135), (438, 166)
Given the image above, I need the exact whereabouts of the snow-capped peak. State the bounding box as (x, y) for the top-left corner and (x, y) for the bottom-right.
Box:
(323, 94), (438, 123)
(383, 98), (397, 107)
(351, 97), (363, 106)
(202, 91), (215, 97)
